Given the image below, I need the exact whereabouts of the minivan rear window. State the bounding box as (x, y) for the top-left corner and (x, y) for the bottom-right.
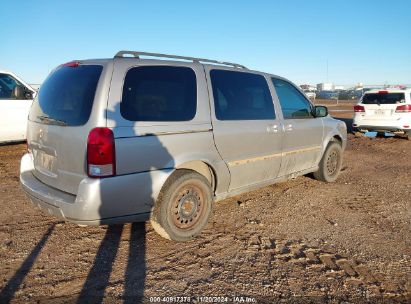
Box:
(120, 66), (197, 121)
(362, 93), (405, 105)
(29, 65), (103, 126)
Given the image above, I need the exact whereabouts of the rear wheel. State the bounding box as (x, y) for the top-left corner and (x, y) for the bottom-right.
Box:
(313, 141), (343, 183)
(150, 170), (213, 242)
(400, 135), (411, 140)
(400, 132), (411, 140)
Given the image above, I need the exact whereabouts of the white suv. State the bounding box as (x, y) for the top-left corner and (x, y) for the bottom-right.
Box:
(0, 70), (36, 143)
(303, 89), (316, 99)
(353, 88), (411, 139)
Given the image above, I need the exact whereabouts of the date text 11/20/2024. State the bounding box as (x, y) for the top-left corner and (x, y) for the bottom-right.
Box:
(149, 296), (257, 303)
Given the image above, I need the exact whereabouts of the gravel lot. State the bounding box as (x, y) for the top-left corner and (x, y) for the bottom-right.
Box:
(1, 102), (410, 303)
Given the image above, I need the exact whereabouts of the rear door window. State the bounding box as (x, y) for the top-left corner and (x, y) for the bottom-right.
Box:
(29, 65), (103, 126)
(362, 93), (405, 104)
(272, 78), (314, 119)
(210, 70), (275, 120)
(120, 66), (197, 121)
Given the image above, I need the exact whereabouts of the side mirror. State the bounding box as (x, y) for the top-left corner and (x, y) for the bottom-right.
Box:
(313, 105), (328, 118)
(12, 85), (25, 99)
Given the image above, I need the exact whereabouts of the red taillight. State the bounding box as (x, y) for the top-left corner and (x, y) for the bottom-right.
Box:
(378, 90), (388, 94)
(87, 128), (116, 177)
(61, 61), (80, 68)
(395, 104), (411, 113)
(354, 105), (365, 112)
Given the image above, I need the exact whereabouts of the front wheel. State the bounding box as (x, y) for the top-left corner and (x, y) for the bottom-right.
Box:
(150, 170), (213, 242)
(313, 142), (343, 183)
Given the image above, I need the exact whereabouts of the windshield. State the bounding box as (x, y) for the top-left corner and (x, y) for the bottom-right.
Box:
(29, 65), (103, 126)
(362, 93), (405, 105)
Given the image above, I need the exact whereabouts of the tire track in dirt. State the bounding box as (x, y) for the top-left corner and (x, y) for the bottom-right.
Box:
(243, 234), (409, 300)
(144, 226), (409, 301)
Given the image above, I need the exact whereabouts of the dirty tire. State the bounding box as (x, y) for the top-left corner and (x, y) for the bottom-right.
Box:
(151, 169), (213, 242)
(396, 133), (410, 140)
(313, 141), (343, 183)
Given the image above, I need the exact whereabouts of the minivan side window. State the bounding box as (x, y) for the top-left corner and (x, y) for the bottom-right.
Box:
(121, 66), (197, 121)
(210, 70), (275, 120)
(272, 78), (313, 119)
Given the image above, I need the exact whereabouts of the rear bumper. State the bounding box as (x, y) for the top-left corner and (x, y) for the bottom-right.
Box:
(20, 153), (172, 225)
(353, 116), (411, 133)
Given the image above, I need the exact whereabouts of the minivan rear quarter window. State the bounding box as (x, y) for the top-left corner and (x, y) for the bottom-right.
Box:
(362, 93), (405, 104)
(29, 65), (103, 126)
(121, 66), (197, 121)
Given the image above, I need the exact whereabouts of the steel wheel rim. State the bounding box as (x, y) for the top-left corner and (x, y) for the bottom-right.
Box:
(326, 149), (339, 176)
(170, 183), (205, 230)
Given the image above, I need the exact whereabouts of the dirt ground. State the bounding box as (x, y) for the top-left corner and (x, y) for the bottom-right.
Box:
(1, 101), (410, 303)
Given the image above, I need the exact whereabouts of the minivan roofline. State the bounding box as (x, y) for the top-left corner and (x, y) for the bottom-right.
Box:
(75, 57), (288, 87)
(114, 50), (248, 69)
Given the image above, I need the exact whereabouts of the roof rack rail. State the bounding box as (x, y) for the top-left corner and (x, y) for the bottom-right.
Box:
(114, 50), (247, 69)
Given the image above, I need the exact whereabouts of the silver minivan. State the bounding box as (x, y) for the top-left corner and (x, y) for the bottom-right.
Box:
(20, 51), (347, 241)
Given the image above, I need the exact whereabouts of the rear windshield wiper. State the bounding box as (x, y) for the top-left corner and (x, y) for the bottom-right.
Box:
(37, 115), (67, 126)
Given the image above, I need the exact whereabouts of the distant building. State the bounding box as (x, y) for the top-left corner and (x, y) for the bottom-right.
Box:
(300, 84), (317, 91)
(334, 85), (344, 90)
(317, 83), (333, 91)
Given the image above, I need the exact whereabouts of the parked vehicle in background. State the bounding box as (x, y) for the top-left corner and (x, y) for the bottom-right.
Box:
(338, 88), (373, 100)
(303, 89), (316, 99)
(338, 90), (356, 100)
(353, 88), (411, 139)
(0, 71), (36, 143)
(20, 51), (347, 241)
(317, 90), (338, 100)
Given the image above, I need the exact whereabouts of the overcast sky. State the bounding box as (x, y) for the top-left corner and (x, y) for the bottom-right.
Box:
(1, 0), (410, 87)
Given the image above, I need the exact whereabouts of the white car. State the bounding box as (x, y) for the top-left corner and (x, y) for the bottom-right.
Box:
(0, 71), (36, 143)
(303, 90), (316, 99)
(353, 88), (411, 139)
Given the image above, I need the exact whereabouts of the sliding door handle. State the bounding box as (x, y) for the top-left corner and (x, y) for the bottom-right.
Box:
(266, 124), (279, 133)
(284, 124), (293, 131)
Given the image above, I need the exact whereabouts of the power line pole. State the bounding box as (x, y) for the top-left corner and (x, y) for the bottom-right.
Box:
(326, 60), (329, 82)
